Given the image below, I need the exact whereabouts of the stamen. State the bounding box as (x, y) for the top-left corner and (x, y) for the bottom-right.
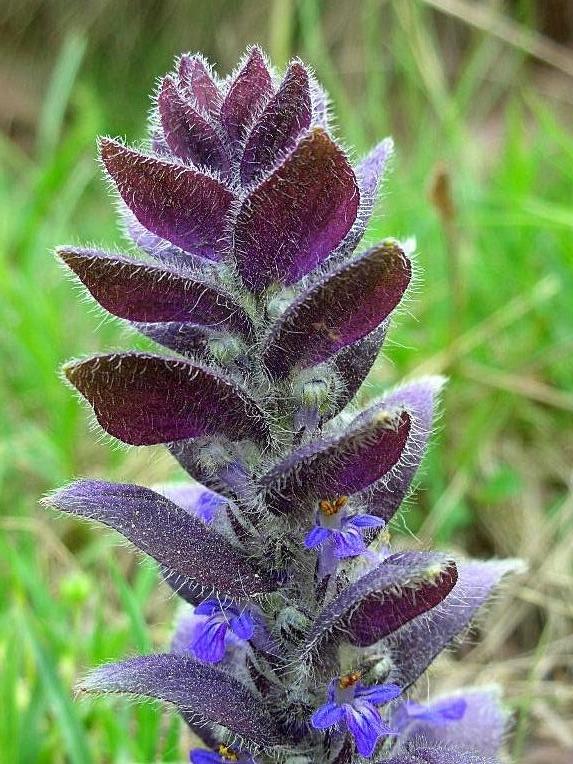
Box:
(339, 670), (361, 689)
(319, 496), (348, 516)
(218, 744), (240, 761)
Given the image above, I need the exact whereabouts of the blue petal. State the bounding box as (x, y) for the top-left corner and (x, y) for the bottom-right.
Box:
(344, 703), (384, 757)
(304, 526), (330, 549)
(194, 598), (224, 617)
(347, 514), (385, 529)
(317, 539), (339, 580)
(189, 751), (223, 764)
(331, 528), (366, 558)
(191, 620), (228, 663)
(311, 701), (345, 729)
(356, 682), (401, 705)
(230, 610), (255, 640)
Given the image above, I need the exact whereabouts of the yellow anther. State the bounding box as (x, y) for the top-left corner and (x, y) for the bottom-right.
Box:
(218, 745), (239, 761)
(339, 670), (361, 689)
(319, 496), (348, 516)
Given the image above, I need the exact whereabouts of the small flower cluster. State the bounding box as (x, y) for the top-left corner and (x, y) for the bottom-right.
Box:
(44, 47), (520, 762)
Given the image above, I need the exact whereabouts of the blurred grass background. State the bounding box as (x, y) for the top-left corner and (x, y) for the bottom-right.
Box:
(1, 1), (572, 762)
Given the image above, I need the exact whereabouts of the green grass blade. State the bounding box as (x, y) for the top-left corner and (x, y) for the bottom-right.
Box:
(23, 616), (93, 764)
(37, 32), (87, 160)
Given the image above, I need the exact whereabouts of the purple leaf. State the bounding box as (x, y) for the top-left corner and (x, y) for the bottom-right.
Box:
(64, 352), (269, 445)
(178, 54), (222, 115)
(234, 128), (359, 292)
(329, 323), (388, 417)
(220, 47), (273, 144)
(357, 377), (446, 521)
(389, 560), (524, 689)
(133, 322), (213, 358)
(124, 213), (185, 264)
(57, 247), (252, 335)
(158, 77), (230, 175)
(78, 653), (283, 747)
(262, 242), (411, 377)
(302, 552), (457, 654)
(240, 61), (311, 185)
(44, 480), (275, 599)
(100, 139), (233, 260)
(260, 409), (410, 514)
(331, 138), (394, 261)
(397, 689), (507, 757)
(357, 137), (394, 199)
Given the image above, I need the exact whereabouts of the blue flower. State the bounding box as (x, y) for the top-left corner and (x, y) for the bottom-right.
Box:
(189, 744), (255, 763)
(304, 497), (385, 577)
(190, 599), (255, 663)
(311, 672), (400, 757)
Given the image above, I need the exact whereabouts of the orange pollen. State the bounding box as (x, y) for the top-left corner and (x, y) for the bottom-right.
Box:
(339, 671), (361, 689)
(218, 745), (239, 761)
(319, 496), (348, 516)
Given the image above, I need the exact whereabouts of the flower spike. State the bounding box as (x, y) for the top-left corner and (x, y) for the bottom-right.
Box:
(44, 46), (521, 763)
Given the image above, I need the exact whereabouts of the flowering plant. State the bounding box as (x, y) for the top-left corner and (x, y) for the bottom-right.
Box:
(43, 47), (521, 763)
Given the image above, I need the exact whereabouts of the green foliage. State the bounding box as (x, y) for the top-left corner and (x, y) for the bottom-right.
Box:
(1, 1), (571, 760)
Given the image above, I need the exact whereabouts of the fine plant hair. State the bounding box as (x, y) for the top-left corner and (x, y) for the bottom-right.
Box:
(43, 46), (523, 763)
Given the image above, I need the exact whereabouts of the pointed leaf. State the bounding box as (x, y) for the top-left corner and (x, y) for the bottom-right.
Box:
(357, 137), (394, 199)
(134, 322), (212, 357)
(260, 409), (410, 513)
(124, 212), (184, 264)
(329, 323), (388, 417)
(100, 139), (233, 260)
(178, 54), (222, 115)
(58, 247), (252, 335)
(220, 47), (273, 144)
(44, 481), (275, 598)
(79, 654), (283, 747)
(335, 138), (394, 260)
(64, 353), (269, 446)
(302, 552), (457, 655)
(358, 377), (445, 521)
(158, 77), (230, 175)
(240, 61), (311, 185)
(389, 560), (525, 689)
(262, 242), (410, 377)
(234, 128), (359, 292)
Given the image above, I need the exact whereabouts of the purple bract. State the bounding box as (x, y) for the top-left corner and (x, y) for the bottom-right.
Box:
(43, 46), (522, 763)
